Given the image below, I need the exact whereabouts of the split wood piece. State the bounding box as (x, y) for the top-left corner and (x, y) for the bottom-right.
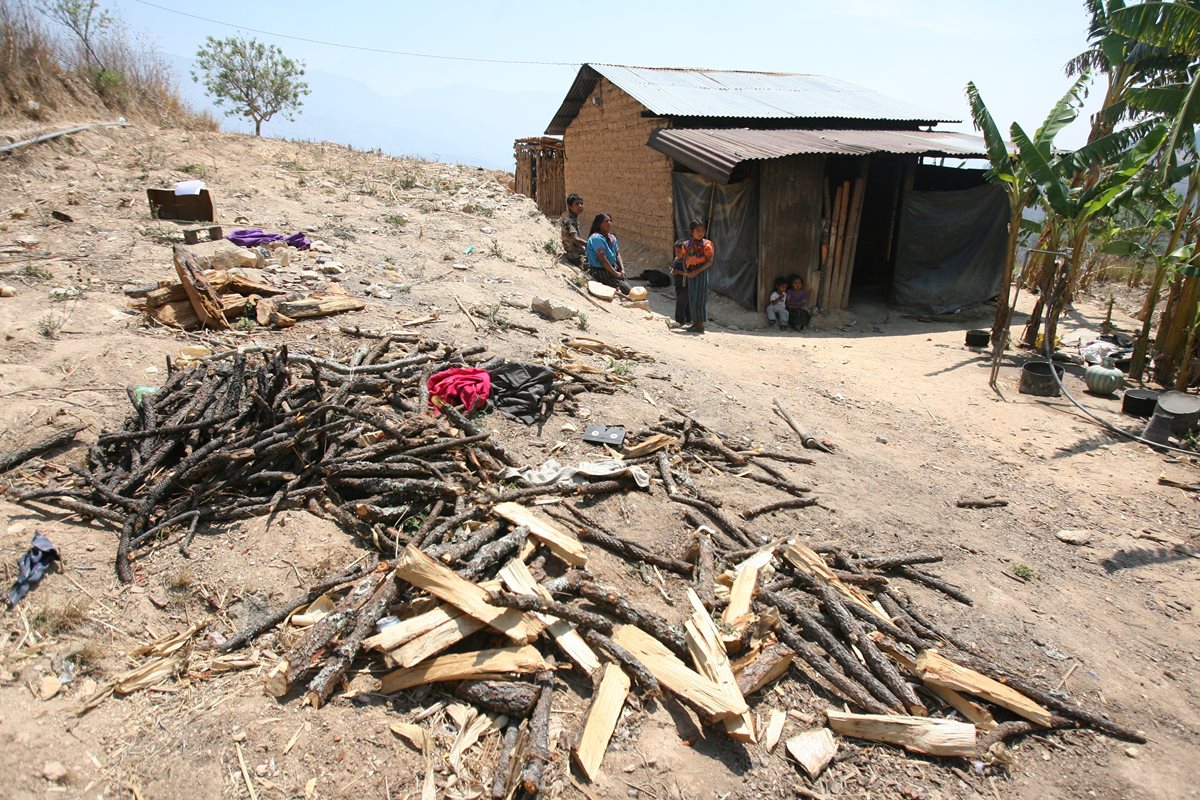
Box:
(395, 606), (487, 669)
(763, 591), (900, 714)
(263, 569), (387, 697)
(364, 589), (495, 654)
(915, 650), (1052, 727)
(0, 425), (84, 475)
(218, 559), (372, 653)
(455, 679), (540, 718)
(578, 581), (688, 659)
(732, 642), (794, 697)
(173, 244), (229, 330)
(838, 174), (867, 310)
(611, 624), (747, 721)
(743, 496), (818, 520)
(956, 497), (1009, 509)
(380, 645), (549, 693)
(584, 629), (661, 698)
(571, 663), (631, 782)
(622, 433), (677, 459)
(499, 557), (601, 676)
(693, 529), (717, 612)
(764, 709), (787, 753)
(721, 548), (773, 651)
(771, 398), (832, 453)
(826, 709), (976, 757)
(683, 588), (756, 743)
(896, 566), (974, 606)
(781, 544), (885, 622)
(851, 551), (943, 571)
(394, 544), (541, 644)
(275, 289), (366, 320)
(867, 633), (995, 732)
(305, 570), (399, 707)
(494, 501), (588, 567)
(520, 659), (556, 796)
(816, 584), (926, 716)
(552, 504), (692, 576)
(786, 728), (838, 779)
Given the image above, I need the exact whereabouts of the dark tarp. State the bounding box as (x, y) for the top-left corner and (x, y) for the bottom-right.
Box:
(672, 173), (759, 308)
(892, 184), (1009, 314)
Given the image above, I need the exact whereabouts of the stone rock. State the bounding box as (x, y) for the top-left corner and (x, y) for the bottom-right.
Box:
(49, 286), (80, 301)
(0, 285), (15, 297)
(298, 270), (322, 281)
(587, 281), (616, 301)
(876, 435), (889, 444)
(38, 675), (62, 700)
(318, 261), (346, 275)
(1055, 529), (1093, 545)
(310, 240), (333, 254)
(42, 761), (67, 782)
(531, 297), (577, 321)
(365, 285), (393, 300)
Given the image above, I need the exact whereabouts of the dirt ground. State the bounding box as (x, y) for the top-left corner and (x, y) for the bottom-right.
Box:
(0, 123), (1197, 800)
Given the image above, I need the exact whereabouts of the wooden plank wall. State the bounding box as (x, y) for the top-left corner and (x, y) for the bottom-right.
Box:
(757, 155), (824, 312)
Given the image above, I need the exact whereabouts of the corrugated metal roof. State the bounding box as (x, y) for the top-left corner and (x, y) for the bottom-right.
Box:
(545, 64), (958, 135)
(647, 128), (991, 183)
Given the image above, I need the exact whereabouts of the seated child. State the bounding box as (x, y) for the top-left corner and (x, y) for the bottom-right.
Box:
(785, 275), (811, 331)
(765, 277), (788, 330)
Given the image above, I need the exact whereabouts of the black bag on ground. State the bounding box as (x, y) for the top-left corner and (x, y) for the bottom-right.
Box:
(636, 269), (671, 288)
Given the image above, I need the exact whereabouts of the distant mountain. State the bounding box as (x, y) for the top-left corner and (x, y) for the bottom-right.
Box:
(172, 58), (559, 170)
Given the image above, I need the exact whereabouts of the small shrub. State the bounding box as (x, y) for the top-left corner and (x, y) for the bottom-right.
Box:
(576, 311), (589, 331)
(234, 316), (255, 332)
(418, 202), (436, 214)
(21, 262), (53, 280)
(607, 358), (632, 377)
(489, 240), (504, 259)
(383, 214), (408, 228)
(176, 162), (209, 178)
(1011, 561), (1036, 581)
(542, 239), (559, 256)
(37, 312), (65, 337)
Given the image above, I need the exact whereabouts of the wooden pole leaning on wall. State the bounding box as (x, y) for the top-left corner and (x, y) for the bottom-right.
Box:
(823, 181), (849, 310)
(840, 174), (868, 310)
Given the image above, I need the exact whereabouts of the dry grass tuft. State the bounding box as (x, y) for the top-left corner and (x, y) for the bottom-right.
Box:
(30, 597), (90, 635)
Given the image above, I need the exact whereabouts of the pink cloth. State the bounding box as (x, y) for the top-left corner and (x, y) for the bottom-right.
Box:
(428, 368), (491, 414)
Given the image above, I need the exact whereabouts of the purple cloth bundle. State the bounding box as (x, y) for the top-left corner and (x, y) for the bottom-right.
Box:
(227, 228), (311, 250)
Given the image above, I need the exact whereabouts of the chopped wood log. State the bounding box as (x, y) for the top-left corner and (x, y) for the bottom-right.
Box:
(956, 497), (1009, 509)
(743, 496), (818, 519)
(493, 501), (588, 566)
(379, 645), (548, 693)
(764, 709), (787, 753)
(683, 588), (756, 743)
(305, 571), (398, 707)
(915, 650), (1052, 727)
(583, 629), (661, 699)
(488, 590), (613, 634)
(455, 680), (540, 718)
(868, 633), (995, 731)
(492, 723), (523, 800)
(851, 551), (943, 570)
(896, 566), (974, 606)
(394, 608), (487, 669)
(610, 624), (748, 721)
(499, 558), (601, 676)
(264, 569), (386, 697)
(571, 663), (630, 782)
(733, 642), (794, 696)
(394, 544), (541, 644)
(977, 717), (1076, 759)
(173, 244), (229, 330)
(520, 659), (556, 796)
(815, 584), (926, 716)
(721, 548), (772, 651)
(578, 581), (688, 659)
(693, 530), (716, 612)
(275, 290), (366, 320)
(786, 729), (837, 778)
(826, 709), (976, 757)
(0, 425), (84, 475)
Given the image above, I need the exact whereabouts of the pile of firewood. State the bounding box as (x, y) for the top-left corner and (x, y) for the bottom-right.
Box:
(17, 337), (1145, 796)
(125, 244), (364, 330)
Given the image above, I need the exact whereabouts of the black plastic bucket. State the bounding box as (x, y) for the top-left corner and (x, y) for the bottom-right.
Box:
(1019, 361), (1064, 397)
(965, 329), (990, 348)
(1122, 388), (1159, 418)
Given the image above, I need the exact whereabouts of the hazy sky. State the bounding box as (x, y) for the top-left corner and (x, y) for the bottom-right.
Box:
(110, 0), (1103, 168)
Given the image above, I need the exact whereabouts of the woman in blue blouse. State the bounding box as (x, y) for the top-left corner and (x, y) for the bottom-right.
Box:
(585, 213), (631, 296)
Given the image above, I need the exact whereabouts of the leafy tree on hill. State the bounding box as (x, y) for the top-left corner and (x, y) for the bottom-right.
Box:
(192, 35), (310, 137)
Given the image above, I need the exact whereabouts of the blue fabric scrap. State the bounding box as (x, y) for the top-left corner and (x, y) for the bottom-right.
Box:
(6, 534), (59, 606)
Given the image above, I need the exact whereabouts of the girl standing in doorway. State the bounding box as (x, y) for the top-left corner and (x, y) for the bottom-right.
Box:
(678, 219), (714, 333)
